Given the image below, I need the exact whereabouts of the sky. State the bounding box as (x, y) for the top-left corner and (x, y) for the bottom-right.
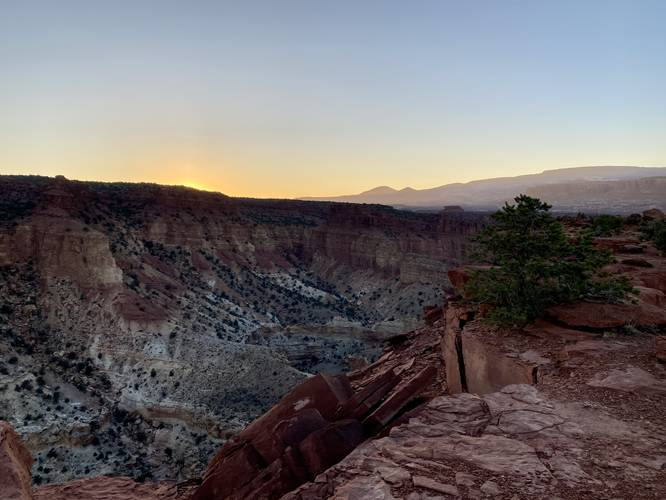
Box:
(1, 0), (665, 198)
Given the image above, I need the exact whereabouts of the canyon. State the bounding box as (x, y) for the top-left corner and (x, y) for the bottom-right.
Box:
(3, 214), (665, 499)
(2, 175), (665, 499)
(0, 175), (485, 485)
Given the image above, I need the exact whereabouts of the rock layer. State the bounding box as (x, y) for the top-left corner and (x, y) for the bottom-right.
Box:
(0, 421), (34, 500)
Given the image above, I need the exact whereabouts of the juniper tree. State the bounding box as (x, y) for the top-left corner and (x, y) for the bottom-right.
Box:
(466, 195), (629, 326)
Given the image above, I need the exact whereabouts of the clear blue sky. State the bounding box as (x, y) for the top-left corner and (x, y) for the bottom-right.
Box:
(1, 0), (665, 197)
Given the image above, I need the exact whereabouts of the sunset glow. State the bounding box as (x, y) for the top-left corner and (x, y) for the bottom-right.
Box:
(1, 1), (665, 198)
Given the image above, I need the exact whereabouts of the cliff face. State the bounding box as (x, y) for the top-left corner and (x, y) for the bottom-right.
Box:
(0, 175), (485, 485)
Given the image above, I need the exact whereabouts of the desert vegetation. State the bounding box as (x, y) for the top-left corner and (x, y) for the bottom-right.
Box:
(465, 195), (631, 326)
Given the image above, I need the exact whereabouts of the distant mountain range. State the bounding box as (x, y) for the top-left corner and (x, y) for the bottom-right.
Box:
(302, 166), (666, 213)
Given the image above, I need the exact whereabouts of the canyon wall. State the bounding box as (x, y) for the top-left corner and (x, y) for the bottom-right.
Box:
(0, 175), (485, 485)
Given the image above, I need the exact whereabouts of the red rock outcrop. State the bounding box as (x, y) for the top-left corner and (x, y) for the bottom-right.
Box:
(547, 301), (666, 329)
(657, 336), (666, 363)
(441, 301), (542, 395)
(0, 421), (34, 500)
(643, 208), (665, 220)
(34, 476), (185, 500)
(191, 329), (443, 500)
(286, 381), (666, 499)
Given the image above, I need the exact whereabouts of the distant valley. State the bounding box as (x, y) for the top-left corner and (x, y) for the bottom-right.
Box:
(303, 165), (666, 213)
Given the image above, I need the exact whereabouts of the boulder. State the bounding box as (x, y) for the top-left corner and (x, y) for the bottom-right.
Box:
(523, 319), (598, 341)
(656, 337), (666, 364)
(619, 244), (645, 254)
(337, 368), (400, 421)
(636, 268), (666, 293)
(0, 421), (33, 500)
(634, 286), (666, 307)
(547, 301), (666, 330)
(588, 366), (666, 394)
(643, 208), (665, 221)
(424, 305), (443, 325)
(620, 257), (652, 267)
(193, 374), (354, 500)
(459, 333), (538, 395)
(274, 409), (327, 448)
(412, 476), (459, 496)
(362, 366), (437, 433)
(298, 420), (365, 476)
(191, 442), (266, 499)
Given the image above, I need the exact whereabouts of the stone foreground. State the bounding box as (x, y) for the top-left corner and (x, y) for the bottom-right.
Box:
(286, 384), (665, 499)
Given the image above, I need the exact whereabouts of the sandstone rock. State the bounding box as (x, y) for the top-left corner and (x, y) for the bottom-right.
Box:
(588, 366), (666, 393)
(634, 286), (666, 307)
(643, 208), (665, 221)
(34, 477), (181, 500)
(291, 383), (666, 498)
(378, 466), (411, 485)
(462, 335), (538, 394)
(424, 305), (443, 326)
(244, 373), (353, 462)
(440, 303), (478, 394)
(0, 421), (33, 500)
(547, 301), (666, 329)
(442, 316), (538, 396)
(298, 419), (365, 477)
(329, 475), (396, 500)
(523, 319), (597, 341)
(362, 366), (437, 433)
(412, 476), (459, 496)
(274, 409), (328, 449)
(193, 374), (355, 499)
(564, 339), (629, 357)
(480, 480), (501, 496)
(454, 472), (476, 487)
(619, 244), (645, 254)
(337, 368), (400, 421)
(657, 337), (666, 363)
(620, 257), (652, 267)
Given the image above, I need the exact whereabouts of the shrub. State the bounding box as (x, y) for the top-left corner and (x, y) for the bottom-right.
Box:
(587, 214), (624, 236)
(466, 195), (630, 326)
(641, 220), (666, 255)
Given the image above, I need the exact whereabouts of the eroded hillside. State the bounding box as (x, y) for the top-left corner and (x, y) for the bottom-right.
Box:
(0, 175), (485, 485)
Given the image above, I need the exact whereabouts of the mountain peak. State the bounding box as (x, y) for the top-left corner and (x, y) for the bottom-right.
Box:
(359, 186), (398, 195)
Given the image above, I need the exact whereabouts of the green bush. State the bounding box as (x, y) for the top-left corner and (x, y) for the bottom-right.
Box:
(587, 214), (624, 236)
(641, 220), (666, 255)
(466, 195), (630, 327)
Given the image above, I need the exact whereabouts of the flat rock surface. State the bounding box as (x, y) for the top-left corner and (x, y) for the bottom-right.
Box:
(285, 384), (666, 499)
(33, 476), (188, 500)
